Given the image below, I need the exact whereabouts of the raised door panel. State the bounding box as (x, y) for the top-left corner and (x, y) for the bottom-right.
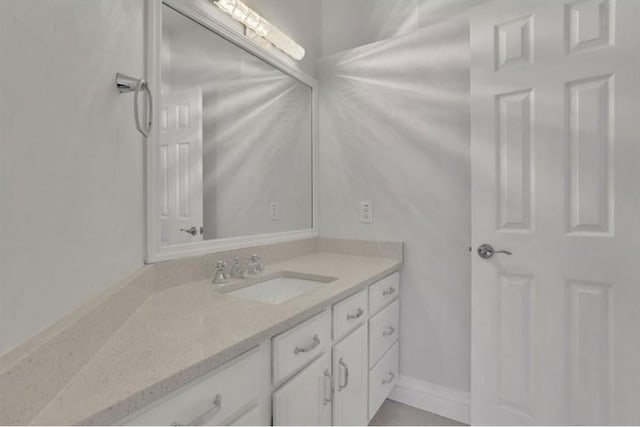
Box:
(333, 325), (368, 426)
(496, 89), (534, 232)
(273, 352), (332, 426)
(497, 273), (534, 421)
(565, 74), (613, 236)
(566, 280), (612, 425)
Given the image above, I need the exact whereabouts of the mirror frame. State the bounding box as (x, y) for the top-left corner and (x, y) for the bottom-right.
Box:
(145, 0), (319, 263)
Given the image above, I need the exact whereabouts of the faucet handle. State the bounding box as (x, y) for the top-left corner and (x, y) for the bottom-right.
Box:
(247, 254), (261, 275)
(230, 257), (246, 279)
(212, 260), (227, 284)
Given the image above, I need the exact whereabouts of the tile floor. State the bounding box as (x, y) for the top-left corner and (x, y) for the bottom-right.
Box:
(370, 400), (466, 426)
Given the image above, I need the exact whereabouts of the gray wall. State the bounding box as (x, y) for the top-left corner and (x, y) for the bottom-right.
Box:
(320, 0), (487, 56)
(318, 14), (473, 392)
(0, 0), (146, 354)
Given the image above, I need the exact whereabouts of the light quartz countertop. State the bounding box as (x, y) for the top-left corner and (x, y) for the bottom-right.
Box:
(31, 252), (401, 425)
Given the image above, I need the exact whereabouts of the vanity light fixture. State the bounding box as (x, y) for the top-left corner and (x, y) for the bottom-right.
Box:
(213, 0), (306, 60)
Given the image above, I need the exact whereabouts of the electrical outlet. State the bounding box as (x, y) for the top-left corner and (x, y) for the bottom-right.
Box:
(270, 202), (280, 221)
(360, 201), (373, 224)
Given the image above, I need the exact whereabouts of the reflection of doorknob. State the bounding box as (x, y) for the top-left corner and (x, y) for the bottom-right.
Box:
(477, 244), (512, 259)
(180, 226), (198, 236)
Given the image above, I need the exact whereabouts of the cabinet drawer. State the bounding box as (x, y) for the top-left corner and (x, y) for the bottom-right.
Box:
(368, 299), (399, 368)
(122, 347), (261, 426)
(273, 310), (331, 384)
(368, 342), (399, 421)
(369, 272), (399, 315)
(333, 288), (368, 340)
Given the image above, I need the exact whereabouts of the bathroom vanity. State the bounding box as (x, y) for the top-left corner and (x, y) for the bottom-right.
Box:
(119, 273), (400, 426)
(1, 241), (401, 426)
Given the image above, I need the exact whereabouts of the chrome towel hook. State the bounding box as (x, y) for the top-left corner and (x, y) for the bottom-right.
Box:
(115, 73), (152, 137)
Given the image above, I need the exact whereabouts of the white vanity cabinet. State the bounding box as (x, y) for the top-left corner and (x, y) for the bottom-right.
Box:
(274, 273), (400, 426)
(118, 271), (400, 427)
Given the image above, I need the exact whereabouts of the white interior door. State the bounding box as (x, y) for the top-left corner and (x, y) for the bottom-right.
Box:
(159, 88), (204, 245)
(470, 0), (640, 424)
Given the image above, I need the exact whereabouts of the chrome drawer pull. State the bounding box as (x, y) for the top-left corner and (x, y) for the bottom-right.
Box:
(382, 371), (395, 385)
(382, 326), (395, 337)
(346, 307), (364, 320)
(382, 287), (396, 296)
(181, 393), (222, 426)
(323, 369), (334, 405)
(294, 334), (320, 354)
(338, 358), (350, 391)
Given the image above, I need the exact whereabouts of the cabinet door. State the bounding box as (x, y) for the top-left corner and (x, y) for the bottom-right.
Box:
(273, 353), (333, 426)
(333, 325), (368, 426)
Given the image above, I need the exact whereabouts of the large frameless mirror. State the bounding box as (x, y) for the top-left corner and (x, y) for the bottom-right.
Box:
(146, 1), (317, 262)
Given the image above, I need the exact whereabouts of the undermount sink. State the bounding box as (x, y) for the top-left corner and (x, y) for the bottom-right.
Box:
(227, 272), (336, 304)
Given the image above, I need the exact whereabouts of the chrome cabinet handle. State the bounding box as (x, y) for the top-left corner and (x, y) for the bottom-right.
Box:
(180, 226), (198, 236)
(191, 394), (222, 426)
(383, 326), (395, 337)
(382, 371), (395, 385)
(176, 393), (222, 426)
(383, 287), (396, 296)
(346, 307), (364, 320)
(294, 334), (320, 354)
(323, 369), (334, 405)
(338, 358), (349, 391)
(477, 243), (512, 259)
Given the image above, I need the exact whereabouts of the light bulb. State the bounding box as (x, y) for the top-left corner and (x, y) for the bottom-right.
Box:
(255, 20), (270, 37)
(214, 0), (236, 13)
(232, 2), (249, 21)
(211, 0), (305, 60)
(245, 12), (260, 29)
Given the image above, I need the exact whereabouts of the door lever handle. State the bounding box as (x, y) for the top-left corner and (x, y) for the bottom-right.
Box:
(477, 244), (512, 259)
(180, 226), (198, 236)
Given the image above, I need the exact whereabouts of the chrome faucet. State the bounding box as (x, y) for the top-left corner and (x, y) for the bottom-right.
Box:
(229, 257), (246, 279)
(212, 260), (227, 284)
(247, 254), (264, 275)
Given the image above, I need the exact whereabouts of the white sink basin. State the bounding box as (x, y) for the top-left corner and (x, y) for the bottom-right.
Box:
(228, 274), (334, 304)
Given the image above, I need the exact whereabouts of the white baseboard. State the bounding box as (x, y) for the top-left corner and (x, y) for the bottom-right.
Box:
(389, 375), (470, 424)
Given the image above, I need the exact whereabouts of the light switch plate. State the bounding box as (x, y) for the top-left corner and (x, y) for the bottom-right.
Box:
(360, 201), (373, 223)
(270, 202), (280, 221)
